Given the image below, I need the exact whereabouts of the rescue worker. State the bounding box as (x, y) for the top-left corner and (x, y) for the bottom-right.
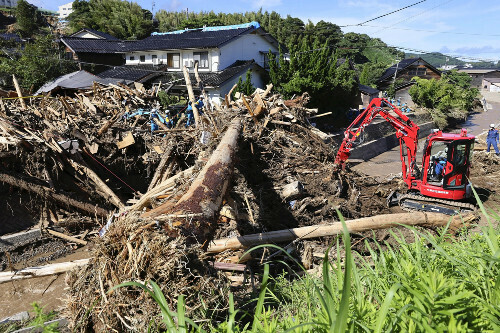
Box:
(194, 96), (204, 116)
(486, 123), (500, 156)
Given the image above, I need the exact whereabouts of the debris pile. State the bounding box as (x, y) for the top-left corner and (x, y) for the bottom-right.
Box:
(0, 78), (406, 330)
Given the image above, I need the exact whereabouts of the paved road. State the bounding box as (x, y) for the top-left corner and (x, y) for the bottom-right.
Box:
(352, 91), (500, 177)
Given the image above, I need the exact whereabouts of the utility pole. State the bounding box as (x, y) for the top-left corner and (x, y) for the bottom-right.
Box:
(151, 1), (155, 22)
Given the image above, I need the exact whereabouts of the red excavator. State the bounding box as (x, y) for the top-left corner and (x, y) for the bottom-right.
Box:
(335, 98), (476, 215)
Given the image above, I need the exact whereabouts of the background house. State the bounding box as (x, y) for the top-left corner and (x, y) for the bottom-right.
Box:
(377, 57), (441, 106)
(482, 78), (500, 92)
(58, 1), (73, 20)
(457, 68), (500, 88)
(60, 30), (127, 66)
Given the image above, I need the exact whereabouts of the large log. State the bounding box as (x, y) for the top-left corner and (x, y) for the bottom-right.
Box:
(207, 212), (475, 253)
(0, 173), (110, 217)
(0, 259), (90, 284)
(143, 118), (242, 244)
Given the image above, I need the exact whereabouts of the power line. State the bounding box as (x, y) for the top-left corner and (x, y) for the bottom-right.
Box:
(349, 24), (500, 38)
(340, 0), (427, 27)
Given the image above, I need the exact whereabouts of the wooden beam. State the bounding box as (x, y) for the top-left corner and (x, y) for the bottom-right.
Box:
(207, 212), (476, 253)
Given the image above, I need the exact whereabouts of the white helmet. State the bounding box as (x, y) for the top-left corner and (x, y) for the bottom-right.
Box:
(491, 123), (495, 128)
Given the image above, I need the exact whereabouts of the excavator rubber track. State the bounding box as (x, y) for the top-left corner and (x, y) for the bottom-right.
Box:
(397, 193), (476, 215)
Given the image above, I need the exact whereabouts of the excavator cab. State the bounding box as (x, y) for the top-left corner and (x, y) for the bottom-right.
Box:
(419, 130), (475, 201)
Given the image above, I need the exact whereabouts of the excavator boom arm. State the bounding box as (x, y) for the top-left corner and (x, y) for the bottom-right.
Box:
(335, 98), (420, 183)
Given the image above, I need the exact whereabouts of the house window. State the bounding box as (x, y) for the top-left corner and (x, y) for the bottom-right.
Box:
(167, 53), (180, 68)
(140, 55), (145, 62)
(129, 56), (134, 61)
(408, 67), (427, 76)
(152, 55), (157, 61)
(193, 51), (209, 68)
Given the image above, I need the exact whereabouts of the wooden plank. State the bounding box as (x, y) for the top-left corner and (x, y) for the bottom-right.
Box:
(82, 95), (97, 113)
(0, 259), (90, 283)
(116, 132), (135, 149)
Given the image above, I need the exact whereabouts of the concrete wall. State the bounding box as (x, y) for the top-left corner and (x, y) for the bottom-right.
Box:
(349, 121), (435, 160)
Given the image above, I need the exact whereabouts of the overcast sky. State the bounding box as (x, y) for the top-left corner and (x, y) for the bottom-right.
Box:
(36, 0), (500, 62)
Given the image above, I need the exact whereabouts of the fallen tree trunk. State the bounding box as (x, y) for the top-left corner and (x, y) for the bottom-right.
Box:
(207, 212), (476, 253)
(0, 259), (90, 284)
(0, 173), (110, 217)
(143, 118), (242, 244)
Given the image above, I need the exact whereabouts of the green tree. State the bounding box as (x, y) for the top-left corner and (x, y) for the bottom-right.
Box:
(0, 36), (77, 91)
(68, 0), (153, 40)
(15, 0), (38, 37)
(234, 69), (255, 96)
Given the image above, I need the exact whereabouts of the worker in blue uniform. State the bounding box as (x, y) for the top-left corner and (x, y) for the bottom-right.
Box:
(194, 96), (204, 116)
(486, 123), (500, 156)
(185, 101), (194, 127)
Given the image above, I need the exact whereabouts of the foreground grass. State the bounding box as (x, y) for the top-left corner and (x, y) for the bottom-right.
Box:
(117, 203), (500, 332)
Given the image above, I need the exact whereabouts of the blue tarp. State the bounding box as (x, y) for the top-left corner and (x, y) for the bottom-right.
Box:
(151, 21), (260, 36)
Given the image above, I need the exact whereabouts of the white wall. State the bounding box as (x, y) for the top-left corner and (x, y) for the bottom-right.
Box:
(72, 31), (101, 39)
(219, 33), (278, 70)
(125, 49), (219, 72)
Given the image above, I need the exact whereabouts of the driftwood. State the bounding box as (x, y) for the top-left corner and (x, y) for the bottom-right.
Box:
(207, 212), (476, 253)
(0, 172), (109, 217)
(0, 259), (90, 284)
(143, 118), (242, 244)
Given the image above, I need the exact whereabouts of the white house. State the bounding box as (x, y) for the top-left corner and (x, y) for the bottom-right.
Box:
(0, 0), (17, 7)
(67, 22), (283, 102)
(58, 1), (73, 19)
